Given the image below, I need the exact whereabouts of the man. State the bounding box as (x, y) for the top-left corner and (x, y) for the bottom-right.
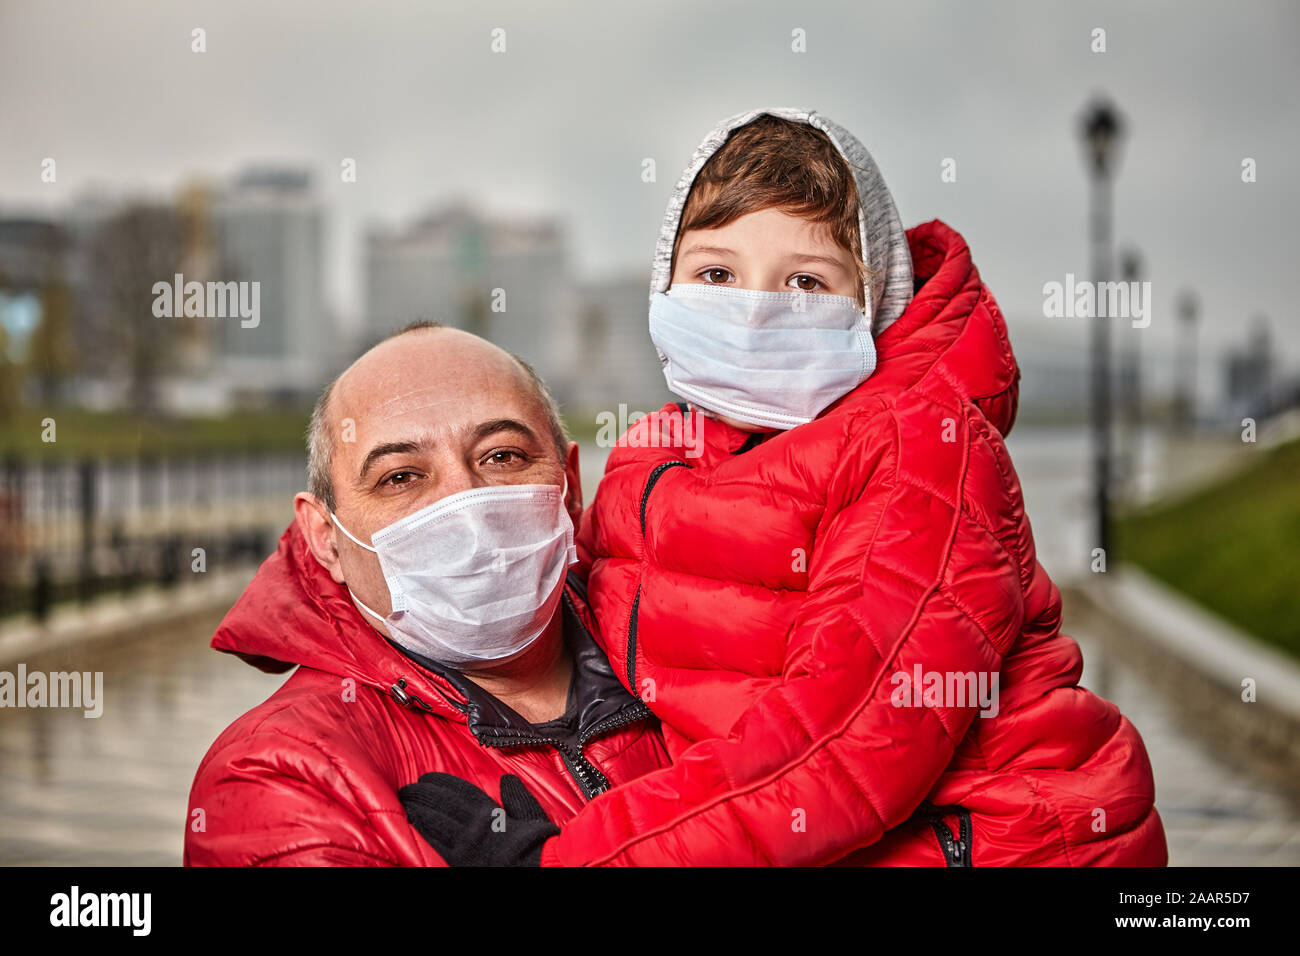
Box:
(184, 322), (670, 866)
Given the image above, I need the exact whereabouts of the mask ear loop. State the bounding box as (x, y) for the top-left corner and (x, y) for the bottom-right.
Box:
(348, 588), (390, 625)
(329, 512), (399, 618)
(330, 512), (378, 554)
(558, 475), (579, 567)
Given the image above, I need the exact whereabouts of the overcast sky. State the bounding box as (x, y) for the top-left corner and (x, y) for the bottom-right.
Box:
(2, 0), (1297, 395)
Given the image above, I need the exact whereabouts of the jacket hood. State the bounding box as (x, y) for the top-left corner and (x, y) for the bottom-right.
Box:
(650, 107), (915, 337)
(684, 218), (1021, 447)
(870, 218), (1021, 437)
(210, 523), (471, 720)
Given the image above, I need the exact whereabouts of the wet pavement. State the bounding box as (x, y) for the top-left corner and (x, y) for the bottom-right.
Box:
(0, 607), (289, 866)
(1072, 625), (1300, 866)
(0, 432), (1295, 865)
(1006, 425), (1300, 865)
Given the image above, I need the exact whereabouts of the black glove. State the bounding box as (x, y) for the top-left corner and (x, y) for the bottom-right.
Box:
(399, 772), (559, 867)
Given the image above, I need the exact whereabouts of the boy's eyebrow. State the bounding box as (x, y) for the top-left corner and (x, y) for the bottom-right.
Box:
(679, 244), (736, 258)
(785, 252), (852, 270)
(679, 244), (851, 271)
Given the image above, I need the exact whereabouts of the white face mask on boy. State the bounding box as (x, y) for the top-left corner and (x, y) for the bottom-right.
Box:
(330, 479), (578, 671)
(648, 283), (877, 430)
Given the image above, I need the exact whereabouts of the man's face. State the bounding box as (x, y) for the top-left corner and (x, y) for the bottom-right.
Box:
(669, 206), (862, 430)
(295, 328), (580, 633)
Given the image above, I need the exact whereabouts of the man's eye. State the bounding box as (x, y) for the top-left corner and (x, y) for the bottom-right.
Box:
(790, 274), (823, 292)
(484, 450), (524, 466)
(699, 268), (734, 284)
(382, 471), (420, 487)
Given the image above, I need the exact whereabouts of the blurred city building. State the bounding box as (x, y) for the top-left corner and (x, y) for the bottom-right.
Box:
(564, 274), (673, 416)
(207, 168), (336, 407)
(363, 203), (672, 417)
(364, 203), (578, 402)
(0, 167), (341, 416)
(1222, 316), (1298, 425)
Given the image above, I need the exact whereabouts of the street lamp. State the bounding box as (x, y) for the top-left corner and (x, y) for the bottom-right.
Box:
(1175, 290), (1199, 431)
(1079, 96), (1125, 564)
(1118, 247), (1143, 499)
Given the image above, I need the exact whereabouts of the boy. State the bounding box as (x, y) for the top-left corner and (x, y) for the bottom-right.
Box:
(403, 108), (1167, 866)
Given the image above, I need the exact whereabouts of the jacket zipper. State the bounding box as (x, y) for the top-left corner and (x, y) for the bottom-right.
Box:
(920, 803), (973, 867)
(389, 677), (462, 714)
(387, 582), (651, 802)
(626, 460), (691, 690)
(478, 703), (651, 801)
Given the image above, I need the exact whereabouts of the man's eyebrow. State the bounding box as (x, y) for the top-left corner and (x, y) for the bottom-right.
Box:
(355, 420), (540, 482)
(469, 418), (540, 445)
(358, 440), (422, 479)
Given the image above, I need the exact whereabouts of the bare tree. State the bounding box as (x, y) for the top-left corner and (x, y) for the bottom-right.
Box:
(88, 204), (185, 415)
(27, 275), (76, 405)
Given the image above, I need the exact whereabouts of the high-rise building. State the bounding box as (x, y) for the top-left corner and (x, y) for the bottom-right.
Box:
(364, 203), (579, 403)
(569, 275), (673, 418)
(209, 167), (336, 403)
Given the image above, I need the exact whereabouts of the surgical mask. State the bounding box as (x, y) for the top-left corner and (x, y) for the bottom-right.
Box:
(330, 480), (578, 671)
(648, 283), (876, 430)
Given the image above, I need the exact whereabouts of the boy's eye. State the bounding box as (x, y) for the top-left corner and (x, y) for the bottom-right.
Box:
(790, 274), (824, 292)
(699, 268), (734, 284)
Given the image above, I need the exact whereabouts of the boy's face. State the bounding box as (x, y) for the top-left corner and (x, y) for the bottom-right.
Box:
(671, 206), (860, 297)
(669, 205), (863, 431)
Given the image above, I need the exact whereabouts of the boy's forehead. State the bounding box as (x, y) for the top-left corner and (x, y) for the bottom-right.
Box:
(674, 209), (856, 263)
(682, 207), (846, 243)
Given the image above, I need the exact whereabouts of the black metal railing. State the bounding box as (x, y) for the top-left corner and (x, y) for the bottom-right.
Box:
(0, 451), (305, 621)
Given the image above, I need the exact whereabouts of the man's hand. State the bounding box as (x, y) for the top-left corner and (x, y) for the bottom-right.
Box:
(399, 772), (559, 867)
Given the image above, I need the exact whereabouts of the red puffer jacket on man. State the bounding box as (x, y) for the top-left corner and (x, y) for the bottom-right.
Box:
(184, 522), (670, 866)
(543, 218), (1168, 866)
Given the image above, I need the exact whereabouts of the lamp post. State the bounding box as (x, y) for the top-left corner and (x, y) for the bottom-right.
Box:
(1079, 97), (1125, 564)
(1174, 291), (1199, 431)
(1119, 247), (1143, 500)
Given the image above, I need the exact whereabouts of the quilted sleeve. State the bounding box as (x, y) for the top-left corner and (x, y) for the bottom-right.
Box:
(184, 726), (425, 867)
(576, 410), (689, 575)
(542, 401), (1027, 866)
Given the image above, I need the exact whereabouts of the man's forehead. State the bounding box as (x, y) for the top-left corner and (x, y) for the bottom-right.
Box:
(328, 333), (543, 452)
(338, 383), (538, 439)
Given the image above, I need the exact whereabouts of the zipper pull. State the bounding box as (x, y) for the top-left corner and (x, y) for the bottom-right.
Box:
(390, 678), (416, 708)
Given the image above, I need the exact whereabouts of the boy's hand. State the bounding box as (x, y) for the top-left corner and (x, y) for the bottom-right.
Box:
(399, 772), (558, 866)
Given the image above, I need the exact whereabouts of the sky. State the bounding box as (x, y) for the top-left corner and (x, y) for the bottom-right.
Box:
(2, 0), (1297, 400)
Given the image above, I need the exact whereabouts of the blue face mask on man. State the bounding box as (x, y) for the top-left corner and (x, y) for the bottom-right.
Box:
(648, 284), (877, 430)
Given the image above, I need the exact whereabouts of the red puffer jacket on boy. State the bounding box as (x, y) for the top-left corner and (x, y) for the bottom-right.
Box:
(545, 218), (1167, 866)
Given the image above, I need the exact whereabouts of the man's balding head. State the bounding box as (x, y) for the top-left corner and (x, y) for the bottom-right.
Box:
(293, 320), (582, 628)
(306, 322), (569, 512)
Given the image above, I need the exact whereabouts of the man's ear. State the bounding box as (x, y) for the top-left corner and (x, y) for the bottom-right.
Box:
(562, 441), (583, 525)
(294, 492), (347, 585)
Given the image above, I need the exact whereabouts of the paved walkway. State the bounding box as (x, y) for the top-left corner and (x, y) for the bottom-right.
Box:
(1006, 424), (1300, 865)
(1070, 623), (1300, 866)
(5, 593), (1296, 866)
(0, 430), (1295, 865)
(0, 610), (290, 865)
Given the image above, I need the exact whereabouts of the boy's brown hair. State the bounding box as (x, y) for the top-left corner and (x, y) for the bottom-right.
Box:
(672, 115), (868, 305)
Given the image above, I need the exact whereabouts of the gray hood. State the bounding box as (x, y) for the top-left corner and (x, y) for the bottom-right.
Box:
(650, 106), (914, 337)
